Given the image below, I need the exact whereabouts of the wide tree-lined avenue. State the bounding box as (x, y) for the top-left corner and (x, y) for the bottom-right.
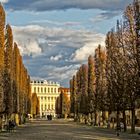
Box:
(0, 119), (139, 140)
(0, 0), (140, 139)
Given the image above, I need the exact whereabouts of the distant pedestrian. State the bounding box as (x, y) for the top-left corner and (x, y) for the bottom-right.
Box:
(47, 115), (50, 120)
(50, 114), (52, 120)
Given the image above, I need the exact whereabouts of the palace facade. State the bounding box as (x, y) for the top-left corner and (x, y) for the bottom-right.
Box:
(30, 80), (60, 117)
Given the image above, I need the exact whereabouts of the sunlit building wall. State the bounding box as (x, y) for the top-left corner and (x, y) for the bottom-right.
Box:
(30, 80), (60, 117)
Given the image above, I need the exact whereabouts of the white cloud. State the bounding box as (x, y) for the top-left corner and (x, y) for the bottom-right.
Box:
(30, 19), (81, 27)
(39, 64), (80, 84)
(25, 40), (42, 56)
(72, 36), (105, 61)
(50, 54), (62, 61)
(12, 25), (105, 57)
(0, 0), (8, 3)
(12, 25), (44, 56)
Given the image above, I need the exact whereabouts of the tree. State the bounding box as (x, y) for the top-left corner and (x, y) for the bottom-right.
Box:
(4, 24), (13, 117)
(87, 55), (95, 123)
(123, 0), (140, 133)
(94, 45), (107, 126)
(31, 93), (39, 117)
(79, 64), (88, 123)
(12, 42), (20, 114)
(69, 0), (140, 132)
(0, 4), (5, 114)
(26, 75), (31, 115)
(55, 96), (61, 116)
(70, 79), (74, 114)
(72, 76), (77, 119)
(61, 91), (70, 118)
(0, 4), (31, 126)
(105, 29), (128, 129)
(70, 76), (77, 119)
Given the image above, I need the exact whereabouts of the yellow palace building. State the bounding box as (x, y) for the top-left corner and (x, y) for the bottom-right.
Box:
(30, 80), (60, 118)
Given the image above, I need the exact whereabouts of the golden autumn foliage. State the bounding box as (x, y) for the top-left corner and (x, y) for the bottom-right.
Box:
(56, 88), (70, 118)
(0, 4), (5, 113)
(61, 92), (70, 116)
(70, 0), (140, 133)
(31, 93), (39, 116)
(4, 24), (13, 114)
(0, 4), (31, 125)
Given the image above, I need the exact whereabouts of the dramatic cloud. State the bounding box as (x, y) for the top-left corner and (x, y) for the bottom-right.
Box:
(12, 24), (105, 86)
(4, 0), (133, 87)
(12, 25), (105, 57)
(5, 0), (132, 11)
(72, 41), (105, 62)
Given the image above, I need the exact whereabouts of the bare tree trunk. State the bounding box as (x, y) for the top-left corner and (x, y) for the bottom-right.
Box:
(94, 111), (97, 126)
(84, 115), (88, 124)
(122, 110), (127, 132)
(112, 118), (115, 129)
(102, 111), (106, 126)
(90, 112), (93, 125)
(131, 108), (135, 133)
(116, 110), (120, 130)
(0, 115), (2, 130)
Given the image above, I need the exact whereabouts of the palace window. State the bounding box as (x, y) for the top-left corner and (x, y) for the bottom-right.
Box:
(54, 88), (56, 93)
(48, 104), (50, 110)
(34, 87), (36, 93)
(44, 87), (46, 93)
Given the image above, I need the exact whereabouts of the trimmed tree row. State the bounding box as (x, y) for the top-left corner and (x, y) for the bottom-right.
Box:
(70, 0), (140, 133)
(0, 4), (31, 127)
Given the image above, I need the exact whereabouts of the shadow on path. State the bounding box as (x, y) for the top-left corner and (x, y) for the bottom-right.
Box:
(0, 119), (139, 140)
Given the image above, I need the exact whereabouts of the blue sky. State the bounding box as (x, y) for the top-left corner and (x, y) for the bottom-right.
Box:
(6, 9), (121, 33)
(1, 0), (133, 87)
